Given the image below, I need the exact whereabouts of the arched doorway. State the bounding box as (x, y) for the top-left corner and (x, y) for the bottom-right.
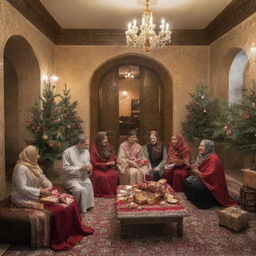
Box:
(4, 35), (40, 184)
(90, 54), (172, 151)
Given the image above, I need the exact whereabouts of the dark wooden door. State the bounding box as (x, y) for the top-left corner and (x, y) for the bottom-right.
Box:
(99, 68), (119, 151)
(139, 67), (163, 144)
(99, 66), (163, 149)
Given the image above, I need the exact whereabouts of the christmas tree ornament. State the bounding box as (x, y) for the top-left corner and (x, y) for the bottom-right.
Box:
(243, 113), (250, 119)
(226, 130), (232, 136)
(48, 141), (55, 148)
(42, 134), (48, 140)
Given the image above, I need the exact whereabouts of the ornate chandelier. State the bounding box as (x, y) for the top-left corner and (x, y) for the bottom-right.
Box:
(125, 0), (171, 53)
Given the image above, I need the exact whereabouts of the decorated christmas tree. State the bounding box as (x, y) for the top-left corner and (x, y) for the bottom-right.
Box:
(225, 82), (256, 168)
(182, 84), (224, 143)
(27, 81), (83, 167)
(57, 84), (83, 148)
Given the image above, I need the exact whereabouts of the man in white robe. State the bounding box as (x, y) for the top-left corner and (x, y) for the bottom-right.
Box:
(62, 134), (94, 213)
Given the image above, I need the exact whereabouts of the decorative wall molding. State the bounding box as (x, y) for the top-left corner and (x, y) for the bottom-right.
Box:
(56, 29), (208, 46)
(6, 0), (256, 46)
(56, 29), (127, 45)
(204, 0), (256, 44)
(6, 0), (61, 43)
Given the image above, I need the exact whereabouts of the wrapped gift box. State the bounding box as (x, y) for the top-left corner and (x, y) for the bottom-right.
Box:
(242, 169), (256, 189)
(39, 195), (59, 205)
(218, 207), (248, 232)
(240, 185), (256, 212)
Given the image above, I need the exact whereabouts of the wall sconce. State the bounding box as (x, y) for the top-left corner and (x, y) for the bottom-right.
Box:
(250, 46), (256, 62)
(42, 74), (59, 83)
(120, 90), (129, 101)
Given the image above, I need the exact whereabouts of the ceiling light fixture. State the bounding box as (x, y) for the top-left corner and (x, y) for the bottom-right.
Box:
(125, 72), (134, 79)
(125, 0), (171, 53)
(120, 90), (129, 101)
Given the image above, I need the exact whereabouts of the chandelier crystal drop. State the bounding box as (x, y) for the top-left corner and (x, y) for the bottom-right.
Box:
(125, 0), (171, 53)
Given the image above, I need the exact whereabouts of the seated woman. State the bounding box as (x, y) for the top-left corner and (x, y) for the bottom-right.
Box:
(90, 131), (119, 198)
(11, 145), (94, 250)
(184, 140), (235, 209)
(143, 130), (167, 181)
(117, 130), (149, 185)
(165, 134), (191, 192)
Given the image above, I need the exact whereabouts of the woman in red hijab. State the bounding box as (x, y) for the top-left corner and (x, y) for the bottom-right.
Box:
(165, 134), (191, 192)
(184, 139), (235, 209)
(90, 132), (119, 198)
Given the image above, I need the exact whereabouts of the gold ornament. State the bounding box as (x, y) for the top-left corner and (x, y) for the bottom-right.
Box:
(57, 131), (62, 138)
(42, 134), (48, 140)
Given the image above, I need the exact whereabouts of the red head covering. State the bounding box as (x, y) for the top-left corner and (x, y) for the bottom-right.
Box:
(168, 134), (191, 163)
(91, 132), (115, 162)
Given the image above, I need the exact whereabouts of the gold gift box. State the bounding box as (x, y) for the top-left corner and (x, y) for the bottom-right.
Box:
(242, 169), (256, 189)
(218, 207), (248, 232)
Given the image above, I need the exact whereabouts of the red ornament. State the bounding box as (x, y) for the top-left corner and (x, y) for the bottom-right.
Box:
(243, 113), (251, 119)
(48, 141), (54, 148)
(226, 130), (232, 136)
(56, 143), (62, 148)
(223, 126), (228, 131)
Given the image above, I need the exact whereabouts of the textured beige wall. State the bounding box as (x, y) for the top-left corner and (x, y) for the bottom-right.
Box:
(209, 13), (256, 169)
(210, 13), (256, 99)
(55, 45), (209, 138)
(0, 0), (55, 200)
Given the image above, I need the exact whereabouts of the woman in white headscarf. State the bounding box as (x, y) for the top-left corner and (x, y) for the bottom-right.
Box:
(11, 145), (94, 250)
(11, 145), (52, 208)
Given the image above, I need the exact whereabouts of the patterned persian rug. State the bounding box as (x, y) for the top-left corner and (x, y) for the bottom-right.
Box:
(6, 194), (256, 256)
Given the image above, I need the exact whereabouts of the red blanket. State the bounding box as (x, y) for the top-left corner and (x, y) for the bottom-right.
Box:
(45, 200), (94, 250)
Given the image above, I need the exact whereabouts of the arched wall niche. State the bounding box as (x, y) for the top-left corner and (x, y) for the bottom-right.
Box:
(90, 53), (173, 146)
(228, 50), (249, 105)
(217, 47), (249, 170)
(3, 35), (40, 186)
(222, 47), (247, 101)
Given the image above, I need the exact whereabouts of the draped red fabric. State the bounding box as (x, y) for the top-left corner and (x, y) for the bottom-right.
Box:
(45, 200), (94, 250)
(90, 142), (119, 198)
(166, 134), (191, 192)
(167, 134), (191, 164)
(198, 153), (235, 207)
(165, 166), (190, 192)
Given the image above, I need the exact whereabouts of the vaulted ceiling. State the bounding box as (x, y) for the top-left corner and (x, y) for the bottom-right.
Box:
(7, 0), (256, 45)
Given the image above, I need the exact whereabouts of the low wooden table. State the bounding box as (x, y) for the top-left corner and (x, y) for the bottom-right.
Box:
(116, 185), (189, 237)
